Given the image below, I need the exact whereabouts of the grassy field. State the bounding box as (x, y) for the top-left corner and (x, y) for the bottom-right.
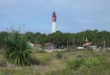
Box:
(0, 49), (110, 75)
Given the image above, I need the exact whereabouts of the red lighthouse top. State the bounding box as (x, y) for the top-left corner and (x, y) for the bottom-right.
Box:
(52, 12), (56, 22)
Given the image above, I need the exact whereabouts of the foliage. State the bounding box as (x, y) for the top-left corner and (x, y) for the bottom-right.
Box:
(67, 55), (107, 69)
(0, 32), (9, 49)
(83, 57), (98, 68)
(0, 30), (110, 48)
(24, 32), (47, 44)
(67, 58), (83, 69)
(97, 55), (107, 61)
(4, 31), (32, 65)
(55, 51), (63, 59)
(23, 30), (110, 48)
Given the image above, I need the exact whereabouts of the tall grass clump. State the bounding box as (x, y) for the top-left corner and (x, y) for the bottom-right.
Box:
(83, 57), (97, 68)
(4, 31), (32, 65)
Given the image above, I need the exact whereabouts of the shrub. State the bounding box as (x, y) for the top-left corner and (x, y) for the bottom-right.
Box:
(4, 31), (32, 65)
(55, 51), (63, 59)
(67, 58), (83, 69)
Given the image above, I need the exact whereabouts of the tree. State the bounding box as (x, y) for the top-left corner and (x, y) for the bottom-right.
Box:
(25, 32), (34, 43)
(47, 31), (64, 48)
(0, 32), (9, 49)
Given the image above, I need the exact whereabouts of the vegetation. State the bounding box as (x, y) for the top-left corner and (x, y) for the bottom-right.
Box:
(35, 50), (47, 53)
(55, 51), (63, 59)
(32, 52), (53, 65)
(67, 58), (83, 69)
(0, 30), (110, 49)
(0, 50), (110, 75)
(0, 30), (110, 74)
(4, 31), (32, 65)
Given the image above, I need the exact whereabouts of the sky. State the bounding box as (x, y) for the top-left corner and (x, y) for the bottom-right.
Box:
(0, 0), (110, 33)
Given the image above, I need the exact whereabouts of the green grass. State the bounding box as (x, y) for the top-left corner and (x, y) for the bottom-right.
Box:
(33, 50), (47, 53)
(32, 53), (53, 65)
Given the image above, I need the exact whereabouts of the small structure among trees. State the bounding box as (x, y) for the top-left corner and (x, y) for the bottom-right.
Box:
(83, 42), (93, 47)
(43, 43), (56, 50)
(34, 44), (42, 50)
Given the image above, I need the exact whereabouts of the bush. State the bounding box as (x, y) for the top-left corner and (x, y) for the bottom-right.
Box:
(4, 31), (32, 65)
(55, 51), (63, 59)
(67, 58), (83, 69)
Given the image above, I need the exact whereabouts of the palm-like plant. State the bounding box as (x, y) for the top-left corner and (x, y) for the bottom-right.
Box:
(4, 31), (32, 65)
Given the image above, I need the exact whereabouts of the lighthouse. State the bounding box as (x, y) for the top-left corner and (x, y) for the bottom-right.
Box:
(52, 12), (57, 33)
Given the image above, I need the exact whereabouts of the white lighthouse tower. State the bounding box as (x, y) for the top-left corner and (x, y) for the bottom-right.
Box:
(52, 12), (57, 33)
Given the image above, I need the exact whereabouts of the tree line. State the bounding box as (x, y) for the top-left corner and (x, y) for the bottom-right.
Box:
(0, 30), (110, 49)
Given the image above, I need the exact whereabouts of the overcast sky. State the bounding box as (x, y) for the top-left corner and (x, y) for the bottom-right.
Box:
(0, 0), (110, 33)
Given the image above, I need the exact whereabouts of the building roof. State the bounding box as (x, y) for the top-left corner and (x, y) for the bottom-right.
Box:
(34, 44), (42, 47)
(83, 42), (93, 47)
(44, 43), (55, 46)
